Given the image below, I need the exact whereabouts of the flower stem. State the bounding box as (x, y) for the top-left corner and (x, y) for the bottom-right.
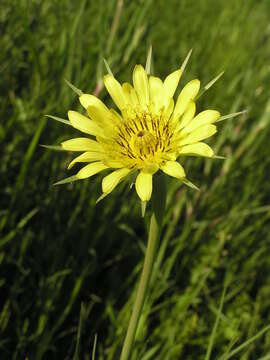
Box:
(120, 212), (160, 360)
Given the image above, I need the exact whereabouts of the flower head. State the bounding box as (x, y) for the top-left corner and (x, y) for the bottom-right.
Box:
(58, 54), (221, 201)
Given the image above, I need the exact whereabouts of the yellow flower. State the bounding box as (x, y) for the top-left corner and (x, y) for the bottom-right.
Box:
(59, 59), (221, 201)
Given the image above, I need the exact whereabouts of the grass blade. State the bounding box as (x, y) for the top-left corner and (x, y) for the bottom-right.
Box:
(205, 285), (227, 360)
(73, 303), (84, 360)
(91, 334), (98, 360)
(219, 324), (270, 360)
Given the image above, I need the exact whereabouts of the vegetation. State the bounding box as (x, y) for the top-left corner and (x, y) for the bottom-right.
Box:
(1, 0), (270, 359)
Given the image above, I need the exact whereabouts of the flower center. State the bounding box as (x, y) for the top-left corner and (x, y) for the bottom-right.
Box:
(131, 130), (156, 158)
(137, 130), (146, 137)
(107, 108), (176, 168)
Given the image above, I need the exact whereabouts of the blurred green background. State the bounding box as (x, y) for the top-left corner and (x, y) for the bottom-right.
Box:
(1, 0), (270, 359)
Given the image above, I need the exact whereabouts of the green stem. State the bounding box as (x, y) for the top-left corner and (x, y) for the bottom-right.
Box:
(120, 212), (160, 360)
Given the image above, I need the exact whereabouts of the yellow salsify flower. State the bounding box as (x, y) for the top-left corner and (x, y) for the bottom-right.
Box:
(57, 56), (222, 202)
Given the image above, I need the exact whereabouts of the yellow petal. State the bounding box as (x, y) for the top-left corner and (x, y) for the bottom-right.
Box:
(178, 124), (217, 146)
(133, 65), (149, 107)
(76, 162), (108, 179)
(175, 101), (196, 131)
(142, 162), (159, 174)
(163, 69), (182, 99)
(135, 172), (153, 201)
(161, 161), (185, 179)
(102, 168), (131, 194)
(172, 79), (200, 122)
(68, 151), (105, 169)
(122, 82), (139, 106)
(163, 152), (177, 161)
(104, 74), (127, 111)
(109, 109), (122, 124)
(86, 104), (111, 125)
(103, 159), (125, 168)
(179, 142), (214, 157)
(183, 110), (220, 133)
(164, 98), (174, 119)
(149, 76), (163, 100)
(79, 94), (109, 123)
(149, 76), (163, 111)
(87, 107), (116, 137)
(68, 111), (103, 137)
(61, 138), (103, 152)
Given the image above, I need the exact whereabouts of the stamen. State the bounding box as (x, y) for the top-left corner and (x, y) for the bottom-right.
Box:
(111, 107), (174, 167)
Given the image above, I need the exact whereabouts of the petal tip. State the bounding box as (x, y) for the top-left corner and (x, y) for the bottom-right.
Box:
(67, 110), (75, 119)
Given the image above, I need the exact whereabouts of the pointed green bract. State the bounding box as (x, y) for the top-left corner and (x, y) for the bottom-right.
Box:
(40, 144), (65, 151)
(213, 155), (226, 159)
(96, 193), (110, 204)
(45, 115), (71, 126)
(196, 71), (224, 100)
(141, 201), (147, 217)
(53, 175), (79, 186)
(182, 178), (200, 191)
(64, 79), (83, 96)
(217, 110), (248, 123)
(103, 58), (114, 77)
(204, 71), (225, 90)
(180, 49), (193, 73)
(145, 45), (152, 75)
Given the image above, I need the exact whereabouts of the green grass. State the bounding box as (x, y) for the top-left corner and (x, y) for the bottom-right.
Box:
(1, 0), (270, 359)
